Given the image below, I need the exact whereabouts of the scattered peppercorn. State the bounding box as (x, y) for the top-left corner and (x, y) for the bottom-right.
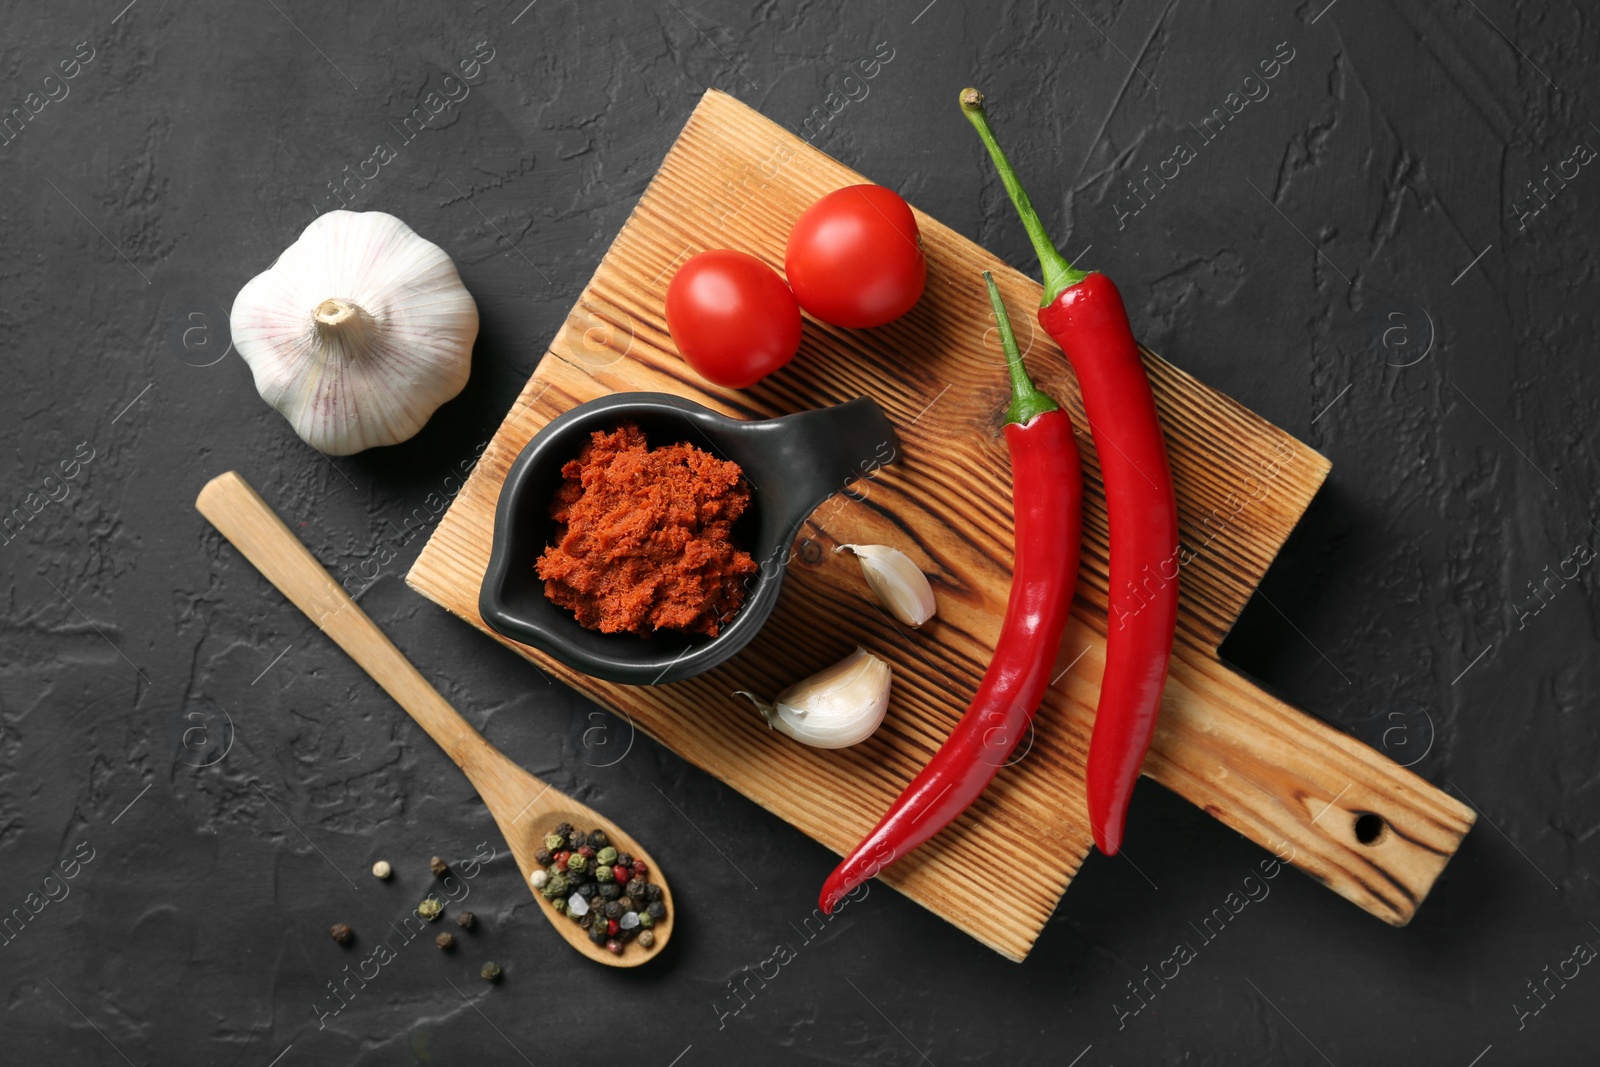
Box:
(430, 856), (449, 877)
(371, 860), (392, 880)
(481, 961), (502, 982)
(418, 897), (444, 922)
(456, 911), (475, 930)
(435, 932), (454, 950)
(532, 822), (666, 955)
(330, 923), (353, 945)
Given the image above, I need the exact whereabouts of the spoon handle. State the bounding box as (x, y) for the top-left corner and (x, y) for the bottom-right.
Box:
(196, 471), (496, 777)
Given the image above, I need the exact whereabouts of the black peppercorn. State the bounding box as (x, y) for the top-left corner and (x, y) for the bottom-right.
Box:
(330, 923), (353, 945)
(554, 822), (573, 837)
(588, 924), (608, 945)
(645, 884), (663, 902)
(626, 878), (647, 899)
(646, 901), (666, 920)
(566, 831), (584, 851)
(578, 912), (594, 929)
(604, 901), (623, 920)
(430, 856), (449, 877)
(599, 884), (621, 901)
(456, 911), (475, 930)
(435, 932), (454, 950)
(614, 852), (633, 868)
(588, 829), (608, 850)
(534, 847), (552, 867)
(578, 883), (597, 898)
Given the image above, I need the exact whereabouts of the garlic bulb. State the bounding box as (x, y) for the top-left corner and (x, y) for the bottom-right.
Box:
(232, 210), (479, 456)
(735, 648), (891, 749)
(836, 544), (937, 627)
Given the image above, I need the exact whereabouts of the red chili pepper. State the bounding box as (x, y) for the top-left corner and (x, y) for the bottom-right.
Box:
(819, 270), (1083, 912)
(961, 88), (1179, 856)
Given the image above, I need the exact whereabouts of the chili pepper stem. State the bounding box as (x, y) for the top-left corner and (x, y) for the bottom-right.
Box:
(960, 88), (1089, 306)
(982, 271), (1059, 426)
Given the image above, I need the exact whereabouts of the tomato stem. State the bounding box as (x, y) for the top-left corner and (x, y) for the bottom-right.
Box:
(961, 88), (1088, 306)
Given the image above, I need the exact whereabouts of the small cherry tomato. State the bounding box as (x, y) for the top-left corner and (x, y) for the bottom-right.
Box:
(665, 249), (801, 388)
(784, 185), (927, 328)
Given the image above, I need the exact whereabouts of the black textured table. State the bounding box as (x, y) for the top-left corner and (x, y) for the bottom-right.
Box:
(3, 1), (1594, 1063)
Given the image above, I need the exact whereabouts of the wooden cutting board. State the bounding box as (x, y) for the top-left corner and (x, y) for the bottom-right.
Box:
(408, 89), (1473, 961)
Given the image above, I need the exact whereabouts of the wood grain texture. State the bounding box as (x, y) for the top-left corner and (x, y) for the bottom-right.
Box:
(197, 472), (673, 968)
(406, 90), (1472, 961)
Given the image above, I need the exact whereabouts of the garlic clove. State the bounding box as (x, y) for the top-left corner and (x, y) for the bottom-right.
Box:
(735, 647), (891, 749)
(836, 544), (937, 627)
(232, 210), (479, 456)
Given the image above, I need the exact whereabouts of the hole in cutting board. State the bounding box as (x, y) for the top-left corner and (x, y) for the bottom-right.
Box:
(1353, 811), (1386, 845)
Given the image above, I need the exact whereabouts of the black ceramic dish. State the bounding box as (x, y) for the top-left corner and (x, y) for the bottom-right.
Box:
(480, 393), (900, 685)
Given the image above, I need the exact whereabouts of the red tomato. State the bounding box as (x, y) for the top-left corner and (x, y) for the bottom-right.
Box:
(665, 250), (801, 388)
(784, 185), (927, 328)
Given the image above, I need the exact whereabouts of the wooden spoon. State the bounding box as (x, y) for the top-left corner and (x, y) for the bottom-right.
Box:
(196, 471), (672, 967)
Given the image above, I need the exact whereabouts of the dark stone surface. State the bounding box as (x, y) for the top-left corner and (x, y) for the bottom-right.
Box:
(2, 0), (1596, 1062)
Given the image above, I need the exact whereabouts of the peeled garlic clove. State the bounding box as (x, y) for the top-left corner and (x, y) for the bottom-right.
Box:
(735, 647), (891, 749)
(231, 210), (479, 456)
(836, 544), (937, 627)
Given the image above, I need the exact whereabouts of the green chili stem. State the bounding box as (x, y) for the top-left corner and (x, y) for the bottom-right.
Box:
(984, 271), (1059, 426)
(961, 88), (1088, 306)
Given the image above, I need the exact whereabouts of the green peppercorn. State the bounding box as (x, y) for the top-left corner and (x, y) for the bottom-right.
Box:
(330, 922), (353, 944)
(646, 901), (666, 920)
(456, 911), (475, 930)
(417, 898), (444, 922)
(481, 961), (502, 981)
(594, 864), (614, 884)
(566, 853), (588, 873)
(637, 912), (653, 929)
(639, 930), (655, 949)
(541, 872), (570, 899)
(595, 846), (618, 867)
(543, 833), (566, 852)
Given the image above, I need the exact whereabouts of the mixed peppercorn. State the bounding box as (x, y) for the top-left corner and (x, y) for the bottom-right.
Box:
(531, 823), (666, 955)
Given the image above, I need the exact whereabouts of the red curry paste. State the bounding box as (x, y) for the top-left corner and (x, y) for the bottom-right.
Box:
(537, 422), (758, 635)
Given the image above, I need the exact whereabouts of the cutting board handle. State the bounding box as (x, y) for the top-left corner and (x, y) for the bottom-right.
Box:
(1145, 651), (1475, 925)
